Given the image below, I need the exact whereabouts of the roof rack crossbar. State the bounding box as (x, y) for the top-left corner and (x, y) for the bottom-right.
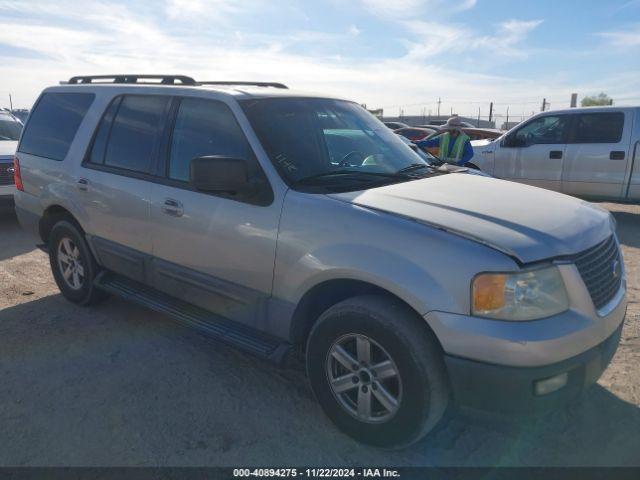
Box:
(200, 81), (288, 89)
(64, 75), (197, 85)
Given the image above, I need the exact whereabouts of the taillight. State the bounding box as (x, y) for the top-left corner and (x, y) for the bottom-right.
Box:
(13, 157), (24, 191)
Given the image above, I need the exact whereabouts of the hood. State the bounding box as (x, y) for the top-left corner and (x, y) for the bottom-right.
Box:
(328, 174), (612, 264)
(0, 141), (18, 159)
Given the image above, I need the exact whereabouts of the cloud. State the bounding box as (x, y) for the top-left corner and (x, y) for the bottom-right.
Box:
(164, 0), (246, 20)
(360, 0), (476, 19)
(0, 0), (636, 118)
(402, 18), (543, 60)
(598, 23), (640, 47)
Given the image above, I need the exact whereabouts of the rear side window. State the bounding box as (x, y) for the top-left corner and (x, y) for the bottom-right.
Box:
(18, 92), (94, 160)
(88, 97), (122, 165)
(168, 98), (253, 182)
(572, 112), (624, 144)
(103, 95), (170, 173)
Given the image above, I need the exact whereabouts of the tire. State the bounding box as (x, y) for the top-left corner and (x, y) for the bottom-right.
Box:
(306, 295), (449, 448)
(48, 220), (107, 306)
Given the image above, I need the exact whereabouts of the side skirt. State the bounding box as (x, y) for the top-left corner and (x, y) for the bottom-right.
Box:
(94, 271), (291, 366)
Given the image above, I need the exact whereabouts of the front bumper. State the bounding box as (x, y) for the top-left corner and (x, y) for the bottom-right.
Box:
(444, 321), (623, 413)
(424, 263), (627, 367)
(424, 260), (627, 413)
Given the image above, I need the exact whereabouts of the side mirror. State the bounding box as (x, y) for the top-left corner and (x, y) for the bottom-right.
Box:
(190, 156), (251, 194)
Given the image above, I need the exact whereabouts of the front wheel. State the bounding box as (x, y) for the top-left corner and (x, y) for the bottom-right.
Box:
(306, 295), (449, 448)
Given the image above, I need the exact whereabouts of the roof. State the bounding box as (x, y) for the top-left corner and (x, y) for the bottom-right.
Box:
(50, 75), (348, 101)
(534, 105), (640, 115)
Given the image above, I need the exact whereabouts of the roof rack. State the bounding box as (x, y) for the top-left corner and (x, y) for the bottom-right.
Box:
(200, 81), (288, 89)
(63, 75), (197, 85)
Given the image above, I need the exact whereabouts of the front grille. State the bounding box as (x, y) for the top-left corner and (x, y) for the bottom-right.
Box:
(573, 235), (622, 311)
(0, 161), (13, 186)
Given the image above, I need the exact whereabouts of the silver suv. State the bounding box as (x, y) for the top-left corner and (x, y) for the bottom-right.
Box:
(14, 75), (627, 448)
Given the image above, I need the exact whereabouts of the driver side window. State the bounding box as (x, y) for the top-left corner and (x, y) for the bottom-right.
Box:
(512, 115), (569, 146)
(169, 98), (253, 182)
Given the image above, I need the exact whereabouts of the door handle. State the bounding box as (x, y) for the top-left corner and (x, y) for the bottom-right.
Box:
(549, 150), (563, 159)
(162, 198), (184, 217)
(77, 178), (89, 191)
(610, 151), (625, 160)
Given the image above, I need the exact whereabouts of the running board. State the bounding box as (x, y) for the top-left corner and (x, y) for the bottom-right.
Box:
(94, 272), (290, 365)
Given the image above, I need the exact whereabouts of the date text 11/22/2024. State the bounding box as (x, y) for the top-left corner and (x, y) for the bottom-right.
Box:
(233, 468), (401, 478)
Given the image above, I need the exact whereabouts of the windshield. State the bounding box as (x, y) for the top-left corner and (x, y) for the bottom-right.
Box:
(0, 116), (22, 141)
(240, 98), (429, 189)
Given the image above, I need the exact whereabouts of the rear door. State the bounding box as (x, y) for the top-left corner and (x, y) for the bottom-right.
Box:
(80, 94), (171, 282)
(562, 110), (631, 199)
(494, 114), (570, 192)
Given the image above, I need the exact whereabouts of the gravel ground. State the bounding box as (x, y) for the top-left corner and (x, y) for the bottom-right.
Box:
(0, 202), (639, 466)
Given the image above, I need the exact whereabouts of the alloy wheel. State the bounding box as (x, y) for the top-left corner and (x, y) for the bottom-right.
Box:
(57, 237), (85, 290)
(326, 333), (402, 423)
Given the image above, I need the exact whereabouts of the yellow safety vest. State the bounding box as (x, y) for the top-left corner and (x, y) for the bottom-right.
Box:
(439, 132), (470, 163)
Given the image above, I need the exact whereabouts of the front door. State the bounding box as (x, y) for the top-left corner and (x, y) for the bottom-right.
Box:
(562, 111), (631, 199)
(495, 114), (570, 192)
(148, 97), (281, 331)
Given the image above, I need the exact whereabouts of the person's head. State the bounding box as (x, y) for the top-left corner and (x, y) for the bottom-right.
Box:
(443, 116), (464, 137)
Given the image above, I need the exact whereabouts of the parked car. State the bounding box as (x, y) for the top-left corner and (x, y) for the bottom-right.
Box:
(420, 120), (475, 128)
(470, 106), (640, 201)
(14, 75), (626, 448)
(0, 110), (23, 204)
(383, 121), (409, 130)
(394, 126), (437, 141)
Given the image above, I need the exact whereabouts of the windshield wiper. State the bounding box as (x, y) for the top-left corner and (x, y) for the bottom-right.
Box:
(294, 170), (411, 185)
(396, 163), (433, 174)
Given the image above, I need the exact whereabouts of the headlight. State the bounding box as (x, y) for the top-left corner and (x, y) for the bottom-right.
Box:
(472, 266), (569, 321)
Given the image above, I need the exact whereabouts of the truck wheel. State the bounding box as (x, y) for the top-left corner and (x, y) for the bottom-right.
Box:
(306, 295), (449, 448)
(49, 220), (106, 306)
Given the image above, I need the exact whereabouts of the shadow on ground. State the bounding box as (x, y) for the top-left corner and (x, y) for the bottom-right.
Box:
(1, 294), (639, 466)
(0, 206), (36, 261)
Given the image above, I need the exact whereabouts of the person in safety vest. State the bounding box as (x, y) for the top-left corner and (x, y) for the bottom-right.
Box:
(415, 116), (473, 166)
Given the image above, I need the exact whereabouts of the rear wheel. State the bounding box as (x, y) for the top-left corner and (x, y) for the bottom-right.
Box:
(306, 295), (449, 448)
(49, 220), (106, 305)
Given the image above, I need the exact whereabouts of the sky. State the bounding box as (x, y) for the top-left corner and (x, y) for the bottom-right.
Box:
(0, 0), (639, 121)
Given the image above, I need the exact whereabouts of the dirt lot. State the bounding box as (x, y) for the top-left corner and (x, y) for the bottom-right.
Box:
(0, 202), (639, 466)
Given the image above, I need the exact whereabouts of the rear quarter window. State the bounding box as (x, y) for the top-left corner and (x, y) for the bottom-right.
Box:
(18, 92), (95, 161)
(572, 112), (624, 144)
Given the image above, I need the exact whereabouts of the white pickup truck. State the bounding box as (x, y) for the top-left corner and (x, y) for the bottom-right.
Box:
(470, 106), (640, 201)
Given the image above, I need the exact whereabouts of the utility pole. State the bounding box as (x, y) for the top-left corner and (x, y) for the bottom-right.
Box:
(477, 107), (481, 127)
(488, 102), (494, 126)
(505, 106), (509, 129)
(541, 98), (547, 112)
(9, 94), (13, 111)
(437, 97), (441, 118)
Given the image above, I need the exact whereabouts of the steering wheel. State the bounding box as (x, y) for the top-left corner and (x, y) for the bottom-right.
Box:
(338, 151), (366, 167)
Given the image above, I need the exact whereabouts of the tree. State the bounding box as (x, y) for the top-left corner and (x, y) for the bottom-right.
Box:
(581, 92), (613, 107)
